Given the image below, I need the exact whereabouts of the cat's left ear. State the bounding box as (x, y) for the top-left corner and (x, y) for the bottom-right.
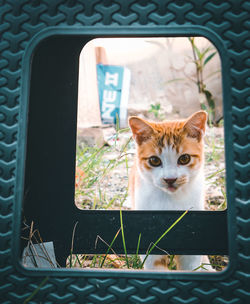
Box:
(184, 111), (207, 141)
(129, 116), (154, 145)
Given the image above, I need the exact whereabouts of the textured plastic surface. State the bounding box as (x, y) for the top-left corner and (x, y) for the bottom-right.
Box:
(0, 0), (249, 303)
(22, 34), (228, 266)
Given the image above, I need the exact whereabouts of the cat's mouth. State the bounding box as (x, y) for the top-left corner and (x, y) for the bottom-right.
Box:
(159, 183), (179, 193)
(161, 178), (179, 193)
(161, 176), (188, 193)
(166, 185), (177, 192)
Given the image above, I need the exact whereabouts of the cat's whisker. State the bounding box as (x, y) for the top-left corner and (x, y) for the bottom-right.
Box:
(176, 178), (188, 185)
(176, 181), (186, 186)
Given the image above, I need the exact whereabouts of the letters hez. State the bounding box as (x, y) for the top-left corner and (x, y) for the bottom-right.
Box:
(102, 72), (119, 121)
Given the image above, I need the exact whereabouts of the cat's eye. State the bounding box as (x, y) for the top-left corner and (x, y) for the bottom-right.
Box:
(149, 156), (162, 167)
(178, 154), (191, 165)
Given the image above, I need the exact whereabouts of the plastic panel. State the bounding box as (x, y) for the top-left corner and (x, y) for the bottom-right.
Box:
(0, 0), (250, 303)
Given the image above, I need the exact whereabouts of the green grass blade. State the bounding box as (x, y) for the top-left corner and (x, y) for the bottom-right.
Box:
(141, 209), (188, 268)
(204, 51), (217, 66)
(90, 254), (99, 268)
(69, 222), (78, 268)
(72, 253), (85, 268)
(117, 127), (130, 133)
(120, 209), (129, 268)
(136, 233), (142, 268)
(192, 263), (213, 271)
(164, 78), (186, 85)
(24, 276), (49, 304)
(100, 228), (121, 268)
(206, 168), (225, 180)
(193, 43), (201, 59)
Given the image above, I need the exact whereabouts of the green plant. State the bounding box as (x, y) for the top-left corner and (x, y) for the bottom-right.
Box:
(23, 277), (49, 304)
(204, 125), (226, 210)
(69, 222), (78, 268)
(75, 128), (132, 210)
(148, 102), (165, 120)
(100, 228), (121, 268)
(188, 37), (218, 125)
(206, 168), (226, 210)
(67, 209), (189, 270)
(120, 209), (129, 268)
(140, 209), (188, 268)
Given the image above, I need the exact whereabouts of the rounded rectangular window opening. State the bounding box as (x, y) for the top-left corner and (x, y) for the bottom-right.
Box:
(21, 35), (228, 274)
(76, 37), (226, 212)
(73, 37), (228, 272)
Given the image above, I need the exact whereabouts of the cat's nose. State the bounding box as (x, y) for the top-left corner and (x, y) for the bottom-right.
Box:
(164, 178), (177, 185)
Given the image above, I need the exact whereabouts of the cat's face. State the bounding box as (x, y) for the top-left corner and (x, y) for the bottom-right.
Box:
(129, 111), (207, 194)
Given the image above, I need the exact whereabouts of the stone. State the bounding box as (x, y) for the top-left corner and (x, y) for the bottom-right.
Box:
(77, 127), (106, 147)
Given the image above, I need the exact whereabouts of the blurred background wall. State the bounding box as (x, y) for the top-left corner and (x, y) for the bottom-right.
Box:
(77, 37), (222, 128)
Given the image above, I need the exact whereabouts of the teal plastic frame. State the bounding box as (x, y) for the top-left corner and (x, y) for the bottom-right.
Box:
(1, 1), (249, 303)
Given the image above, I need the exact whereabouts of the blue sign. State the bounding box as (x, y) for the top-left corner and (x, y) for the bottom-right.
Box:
(96, 64), (130, 127)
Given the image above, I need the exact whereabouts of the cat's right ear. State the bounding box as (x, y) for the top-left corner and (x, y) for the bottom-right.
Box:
(128, 117), (154, 145)
(184, 111), (207, 141)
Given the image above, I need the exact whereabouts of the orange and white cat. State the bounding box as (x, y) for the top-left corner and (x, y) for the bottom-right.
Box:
(129, 111), (212, 271)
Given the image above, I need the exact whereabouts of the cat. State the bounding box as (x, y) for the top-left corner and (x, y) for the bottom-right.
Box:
(129, 110), (212, 271)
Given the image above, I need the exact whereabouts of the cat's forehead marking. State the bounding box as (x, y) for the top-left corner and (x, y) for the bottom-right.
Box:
(154, 123), (185, 154)
(164, 133), (182, 152)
